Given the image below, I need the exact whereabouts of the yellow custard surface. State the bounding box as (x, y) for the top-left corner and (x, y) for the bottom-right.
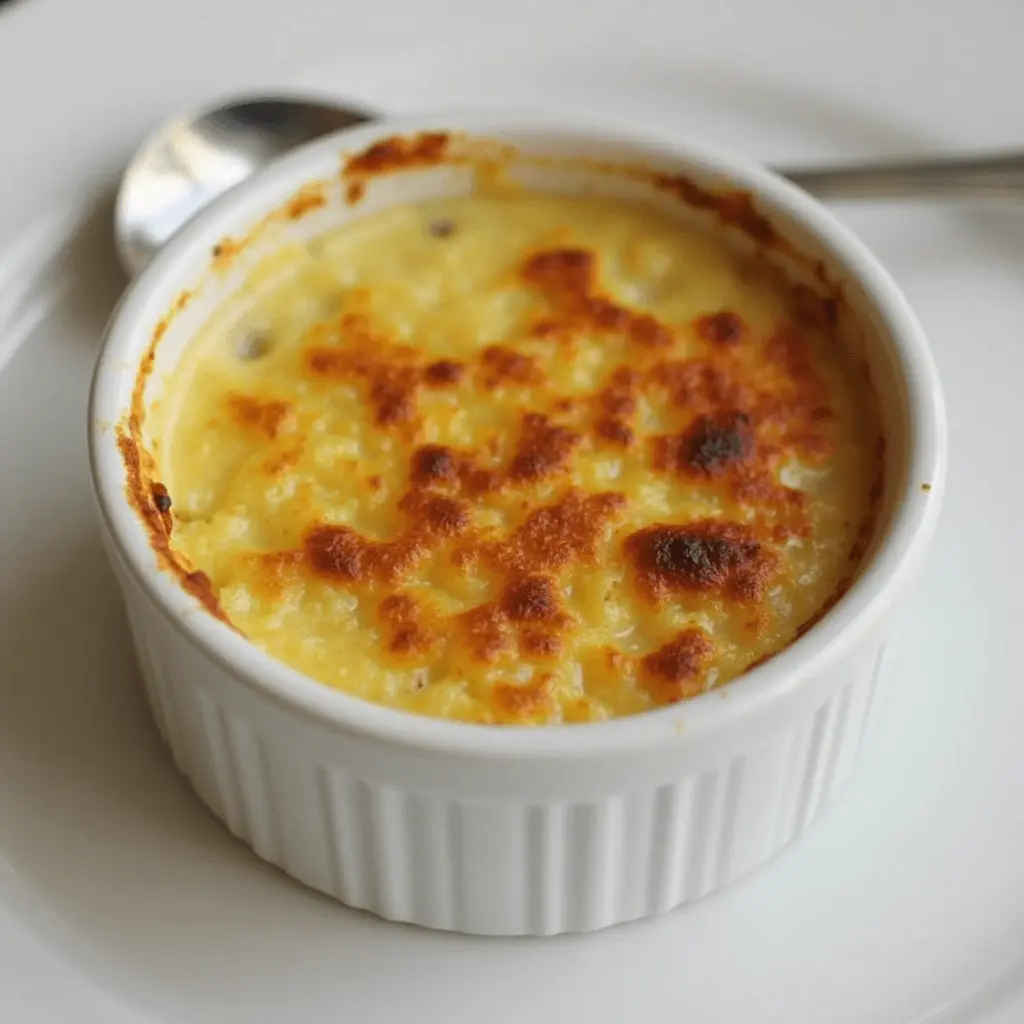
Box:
(152, 192), (881, 725)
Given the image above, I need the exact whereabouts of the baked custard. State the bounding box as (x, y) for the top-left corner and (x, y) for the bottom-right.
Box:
(148, 192), (881, 725)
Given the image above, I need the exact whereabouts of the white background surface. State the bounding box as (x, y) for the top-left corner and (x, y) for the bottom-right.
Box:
(0, 0), (1022, 1020)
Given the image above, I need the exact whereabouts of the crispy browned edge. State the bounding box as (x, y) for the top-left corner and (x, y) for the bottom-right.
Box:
(116, 129), (887, 639)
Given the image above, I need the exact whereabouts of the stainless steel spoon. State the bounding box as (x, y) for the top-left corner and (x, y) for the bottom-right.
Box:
(114, 95), (1024, 279)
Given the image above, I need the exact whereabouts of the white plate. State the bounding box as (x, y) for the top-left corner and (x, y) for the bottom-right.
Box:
(1, 1), (1023, 1020)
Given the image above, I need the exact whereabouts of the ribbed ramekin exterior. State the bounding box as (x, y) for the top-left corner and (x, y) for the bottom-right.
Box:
(116, 559), (886, 936)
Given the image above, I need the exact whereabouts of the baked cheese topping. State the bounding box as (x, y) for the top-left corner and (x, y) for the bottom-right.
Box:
(154, 193), (881, 725)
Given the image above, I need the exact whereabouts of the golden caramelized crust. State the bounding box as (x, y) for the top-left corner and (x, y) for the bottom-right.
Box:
(149, 192), (882, 725)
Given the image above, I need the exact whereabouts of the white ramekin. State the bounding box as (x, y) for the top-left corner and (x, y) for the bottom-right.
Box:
(88, 112), (946, 936)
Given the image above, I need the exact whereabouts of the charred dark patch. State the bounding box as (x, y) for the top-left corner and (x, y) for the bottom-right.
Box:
(625, 520), (778, 603)
(410, 444), (459, 488)
(151, 482), (172, 514)
(655, 411), (754, 478)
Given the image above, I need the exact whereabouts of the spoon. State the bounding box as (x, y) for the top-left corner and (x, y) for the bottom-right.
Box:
(114, 95), (1024, 279)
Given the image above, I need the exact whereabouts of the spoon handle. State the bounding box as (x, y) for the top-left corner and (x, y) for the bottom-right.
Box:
(779, 151), (1024, 199)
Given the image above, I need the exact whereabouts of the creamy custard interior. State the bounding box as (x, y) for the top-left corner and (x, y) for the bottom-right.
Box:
(153, 192), (881, 725)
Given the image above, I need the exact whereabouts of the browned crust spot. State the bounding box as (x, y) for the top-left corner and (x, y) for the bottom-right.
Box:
(407, 412), (580, 496)
(761, 325), (833, 458)
(507, 413), (581, 483)
(377, 593), (438, 658)
(345, 180), (365, 205)
(594, 365), (639, 447)
(502, 573), (573, 658)
(343, 132), (450, 176)
(647, 320), (835, 524)
(521, 248), (675, 348)
(625, 520), (779, 603)
(650, 357), (752, 414)
(407, 444), (499, 498)
(522, 248), (596, 295)
(304, 313), (422, 429)
(304, 525), (410, 584)
(480, 345), (543, 388)
(493, 677), (554, 721)
(501, 575), (563, 624)
(410, 444), (460, 488)
(458, 576), (574, 666)
(304, 489), (470, 586)
(398, 490), (471, 538)
(459, 602), (514, 663)
(651, 404), (805, 516)
(424, 359), (465, 387)
(370, 365), (420, 427)
(695, 311), (745, 346)
(641, 628), (716, 704)
(226, 393), (295, 440)
(480, 490), (627, 574)
(521, 631), (562, 659)
(243, 550), (304, 602)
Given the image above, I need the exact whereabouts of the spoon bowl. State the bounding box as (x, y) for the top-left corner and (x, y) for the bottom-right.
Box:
(114, 96), (375, 278)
